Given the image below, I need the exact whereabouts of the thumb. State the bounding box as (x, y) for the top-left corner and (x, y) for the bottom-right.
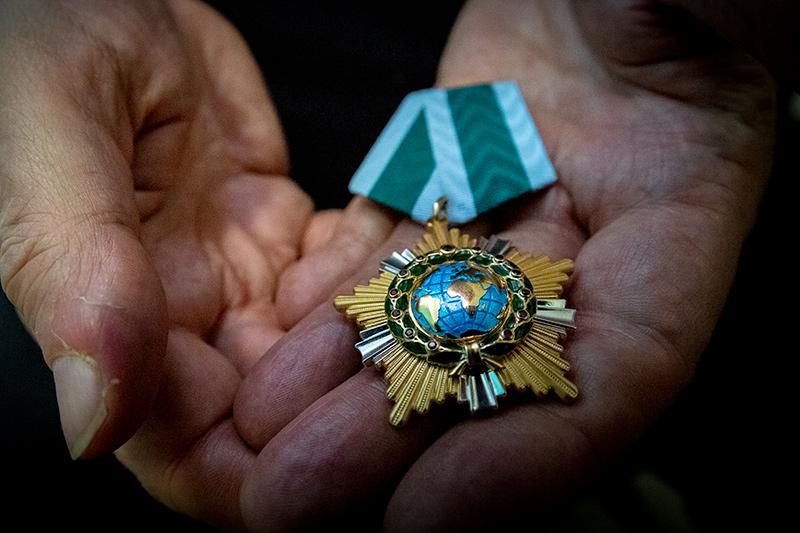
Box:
(0, 61), (167, 460)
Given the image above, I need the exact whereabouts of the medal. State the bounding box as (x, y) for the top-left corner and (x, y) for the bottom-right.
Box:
(338, 82), (576, 424)
(335, 197), (578, 425)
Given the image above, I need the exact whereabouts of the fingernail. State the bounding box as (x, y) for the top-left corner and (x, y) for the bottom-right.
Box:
(52, 353), (107, 459)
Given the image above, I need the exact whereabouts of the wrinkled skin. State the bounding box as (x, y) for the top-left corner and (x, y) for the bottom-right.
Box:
(0, 0), (774, 531)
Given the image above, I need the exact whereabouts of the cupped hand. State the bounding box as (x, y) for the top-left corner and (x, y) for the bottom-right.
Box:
(0, 0), (777, 531)
(231, 0), (776, 530)
(0, 1), (335, 528)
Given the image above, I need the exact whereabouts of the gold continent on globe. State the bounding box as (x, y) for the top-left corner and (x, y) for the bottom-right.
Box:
(411, 262), (508, 340)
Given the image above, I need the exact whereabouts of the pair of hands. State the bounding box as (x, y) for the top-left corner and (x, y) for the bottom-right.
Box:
(0, 0), (775, 530)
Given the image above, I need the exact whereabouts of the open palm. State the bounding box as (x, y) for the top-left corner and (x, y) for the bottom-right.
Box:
(0, 0), (775, 531)
(226, 1), (775, 530)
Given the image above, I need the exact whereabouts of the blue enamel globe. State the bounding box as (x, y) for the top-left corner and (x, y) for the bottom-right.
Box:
(411, 262), (508, 339)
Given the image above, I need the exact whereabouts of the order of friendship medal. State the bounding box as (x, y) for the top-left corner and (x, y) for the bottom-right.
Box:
(335, 198), (578, 425)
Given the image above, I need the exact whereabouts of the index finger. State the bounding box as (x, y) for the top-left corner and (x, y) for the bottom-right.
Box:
(236, 189), (582, 530)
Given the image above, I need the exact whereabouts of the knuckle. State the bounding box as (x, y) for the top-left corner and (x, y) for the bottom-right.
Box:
(0, 209), (65, 326)
(0, 203), (133, 324)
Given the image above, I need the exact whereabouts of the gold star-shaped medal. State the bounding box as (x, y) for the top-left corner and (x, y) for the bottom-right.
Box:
(335, 198), (578, 425)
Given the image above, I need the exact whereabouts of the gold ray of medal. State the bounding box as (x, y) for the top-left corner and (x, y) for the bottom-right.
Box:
(335, 198), (578, 425)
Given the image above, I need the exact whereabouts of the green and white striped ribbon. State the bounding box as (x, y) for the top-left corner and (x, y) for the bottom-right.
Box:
(349, 81), (556, 223)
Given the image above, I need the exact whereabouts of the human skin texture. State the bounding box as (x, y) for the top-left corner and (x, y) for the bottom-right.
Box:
(0, 0), (775, 531)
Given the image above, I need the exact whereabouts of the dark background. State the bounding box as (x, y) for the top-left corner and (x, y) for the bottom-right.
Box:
(1, 2), (796, 531)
